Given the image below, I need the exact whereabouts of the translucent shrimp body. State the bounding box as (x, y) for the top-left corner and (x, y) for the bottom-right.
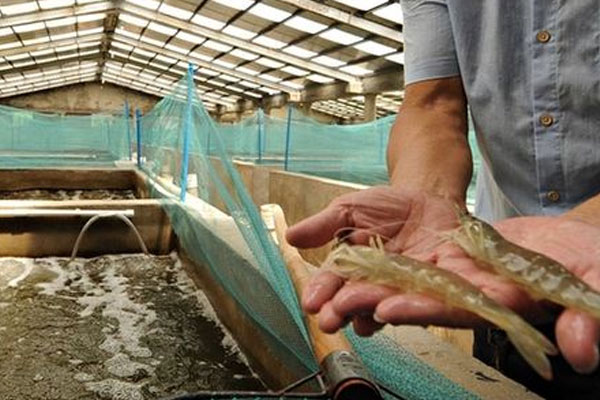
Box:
(324, 242), (558, 380)
(451, 213), (600, 322)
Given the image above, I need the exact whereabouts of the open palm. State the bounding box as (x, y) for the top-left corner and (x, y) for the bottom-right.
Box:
(286, 186), (600, 373)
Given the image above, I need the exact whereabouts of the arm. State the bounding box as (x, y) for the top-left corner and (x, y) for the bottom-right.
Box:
(387, 77), (470, 203)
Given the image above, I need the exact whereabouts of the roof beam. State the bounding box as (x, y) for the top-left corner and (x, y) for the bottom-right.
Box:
(0, 33), (105, 57)
(277, 0), (403, 43)
(120, 2), (359, 84)
(0, 1), (116, 28)
(106, 53), (260, 102)
(112, 34), (300, 95)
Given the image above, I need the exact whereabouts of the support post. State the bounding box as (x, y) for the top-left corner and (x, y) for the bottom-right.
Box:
(124, 101), (132, 161)
(364, 93), (377, 122)
(135, 108), (142, 167)
(257, 108), (264, 163)
(284, 105), (293, 171)
(180, 63), (194, 202)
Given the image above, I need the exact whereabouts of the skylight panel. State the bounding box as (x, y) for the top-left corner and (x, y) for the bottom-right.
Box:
(255, 57), (284, 69)
(252, 36), (286, 49)
(354, 41), (396, 56)
(214, 59), (237, 69)
(198, 68), (220, 77)
(227, 86), (244, 93)
(236, 66), (260, 76)
(248, 3), (291, 22)
(133, 48), (155, 58)
(281, 81), (303, 89)
(245, 91), (262, 98)
(259, 87), (281, 95)
(165, 44), (190, 54)
(31, 48), (54, 57)
(118, 14), (147, 28)
(51, 31), (77, 41)
(77, 13), (106, 23)
(14, 22), (45, 33)
(313, 55), (346, 67)
(385, 52), (404, 64)
(78, 27), (104, 36)
(282, 45), (317, 59)
(222, 25), (257, 40)
(340, 65), (373, 76)
(260, 74), (282, 83)
(6, 53), (30, 61)
(140, 35), (163, 47)
(125, 0), (160, 11)
(0, 2), (38, 15)
(46, 17), (76, 28)
(0, 42), (21, 50)
(331, 0), (386, 11)
(190, 51), (213, 62)
(203, 40), (233, 53)
(284, 16), (327, 34)
(306, 74), (334, 84)
(238, 81), (260, 89)
(112, 42), (133, 51)
(116, 28), (140, 40)
(155, 54), (177, 64)
(130, 55), (148, 65)
(213, 0), (255, 11)
(281, 66), (309, 76)
(319, 28), (362, 45)
(23, 36), (51, 46)
(176, 31), (205, 44)
(147, 22), (178, 36)
(0, 28), (12, 37)
(373, 3), (404, 24)
(110, 50), (129, 59)
(158, 3), (193, 20)
(229, 49), (258, 61)
(191, 14), (226, 31)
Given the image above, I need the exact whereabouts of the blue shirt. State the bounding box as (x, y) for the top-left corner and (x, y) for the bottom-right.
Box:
(401, 0), (600, 221)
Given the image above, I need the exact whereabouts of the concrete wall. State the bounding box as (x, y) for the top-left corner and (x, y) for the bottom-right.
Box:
(0, 82), (160, 115)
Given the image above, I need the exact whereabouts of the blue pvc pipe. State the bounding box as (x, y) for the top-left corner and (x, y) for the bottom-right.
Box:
(284, 106), (293, 171)
(180, 63), (194, 202)
(124, 101), (132, 161)
(135, 108), (142, 167)
(257, 108), (264, 162)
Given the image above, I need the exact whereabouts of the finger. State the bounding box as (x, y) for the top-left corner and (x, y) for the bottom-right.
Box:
(318, 301), (348, 334)
(331, 282), (398, 316)
(302, 271), (344, 314)
(556, 309), (600, 374)
(374, 294), (485, 328)
(352, 315), (384, 337)
(286, 204), (350, 248)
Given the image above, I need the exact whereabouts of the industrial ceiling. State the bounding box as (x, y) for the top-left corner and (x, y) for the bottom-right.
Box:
(0, 0), (404, 120)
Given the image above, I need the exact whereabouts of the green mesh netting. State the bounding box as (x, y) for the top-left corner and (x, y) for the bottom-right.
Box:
(0, 104), (129, 167)
(134, 66), (479, 400)
(211, 106), (481, 207)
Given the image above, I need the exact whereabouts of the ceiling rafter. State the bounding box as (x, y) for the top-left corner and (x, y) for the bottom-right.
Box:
(120, 2), (360, 84)
(111, 34), (299, 97)
(0, 1), (116, 28)
(276, 0), (403, 43)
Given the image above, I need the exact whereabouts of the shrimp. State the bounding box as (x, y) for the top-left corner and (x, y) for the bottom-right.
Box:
(450, 212), (600, 322)
(324, 239), (558, 380)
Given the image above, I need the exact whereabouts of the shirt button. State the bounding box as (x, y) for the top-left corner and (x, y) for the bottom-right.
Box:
(536, 30), (551, 43)
(539, 114), (554, 127)
(547, 190), (560, 202)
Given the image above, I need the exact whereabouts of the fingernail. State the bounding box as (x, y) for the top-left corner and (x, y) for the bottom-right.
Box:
(574, 344), (599, 375)
(373, 313), (385, 324)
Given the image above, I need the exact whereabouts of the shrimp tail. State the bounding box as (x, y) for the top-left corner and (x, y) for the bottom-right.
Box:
(503, 317), (558, 381)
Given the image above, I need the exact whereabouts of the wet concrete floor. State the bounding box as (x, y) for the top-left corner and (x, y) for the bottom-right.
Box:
(0, 253), (264, 399)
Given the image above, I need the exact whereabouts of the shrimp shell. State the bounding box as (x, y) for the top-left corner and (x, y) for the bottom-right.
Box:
(450, 212), (600, 322)
(324, 240), (558, 380)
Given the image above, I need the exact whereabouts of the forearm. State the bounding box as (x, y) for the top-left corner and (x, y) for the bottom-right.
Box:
(387, 78), (471, 204)
(564, 193), (600, 227)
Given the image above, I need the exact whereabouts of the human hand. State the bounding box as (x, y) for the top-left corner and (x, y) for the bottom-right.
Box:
(286, 186), (600, 374)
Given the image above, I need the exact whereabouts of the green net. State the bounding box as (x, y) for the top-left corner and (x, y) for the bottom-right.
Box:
(134, 66), (479, 400)
(211, 106), (481, 206)
(0, 104), (130, 167)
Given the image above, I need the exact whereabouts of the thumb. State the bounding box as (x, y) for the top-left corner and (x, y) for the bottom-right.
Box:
(286, 204), (350, 248)
(556, 309), (600, 374)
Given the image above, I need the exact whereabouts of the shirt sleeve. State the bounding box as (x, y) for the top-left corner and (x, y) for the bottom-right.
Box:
(401, 0), (460, 85)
